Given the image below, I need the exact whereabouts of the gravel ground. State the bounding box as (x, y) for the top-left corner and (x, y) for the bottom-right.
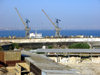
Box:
(63, 63), (100, 75)
(0, 67), (15, 75)
(50, 57), (100, 75)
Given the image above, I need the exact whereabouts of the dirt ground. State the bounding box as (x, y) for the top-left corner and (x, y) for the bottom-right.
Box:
(60, 63), (100, 75)
(0, 67), (15, 75)
(49, 57), (100, 75)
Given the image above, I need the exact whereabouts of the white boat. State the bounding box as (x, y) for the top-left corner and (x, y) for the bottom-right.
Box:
(29, 32), (42, 38)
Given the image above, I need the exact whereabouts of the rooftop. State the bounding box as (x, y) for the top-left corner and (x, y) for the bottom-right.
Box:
(22, 51), (79, 74)
(36, 49), (100, 53)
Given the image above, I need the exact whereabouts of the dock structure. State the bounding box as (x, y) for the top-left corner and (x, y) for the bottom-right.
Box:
(0, 38), (100, 43)
(1, 38), (100, 49)
(22, 51), (80, 75)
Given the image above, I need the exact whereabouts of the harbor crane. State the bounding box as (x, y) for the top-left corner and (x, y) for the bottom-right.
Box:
(15, 8), (30, 38)
(56, 19), (61, 27)
(42, 9), (61, 37)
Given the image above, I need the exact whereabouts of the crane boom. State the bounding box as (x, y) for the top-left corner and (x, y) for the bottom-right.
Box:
(42, 9), (61, 37)
(15, 8), (30, 38)
(42, 9), (57, 28)
(15, 8), (27, 28)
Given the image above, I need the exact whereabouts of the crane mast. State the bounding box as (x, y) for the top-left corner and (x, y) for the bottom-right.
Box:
(15, 8), (30, 38)
(42, 9), (61, 37)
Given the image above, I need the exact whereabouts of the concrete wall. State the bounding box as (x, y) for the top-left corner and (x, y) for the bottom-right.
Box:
(0, 51), (21, 67)
(18, 63), (30, 71)
(42, 70), (78, 75)
(4, 51), (21, 61)
(15, 63), (30, 75)
(15, 63), (21, 75)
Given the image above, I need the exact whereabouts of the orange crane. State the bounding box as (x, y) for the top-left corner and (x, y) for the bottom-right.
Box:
(15, 8), (30, 38)
(42, 9), (61, 37)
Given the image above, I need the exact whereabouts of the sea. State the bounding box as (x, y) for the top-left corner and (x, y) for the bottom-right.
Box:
(0, 30), (100, 37)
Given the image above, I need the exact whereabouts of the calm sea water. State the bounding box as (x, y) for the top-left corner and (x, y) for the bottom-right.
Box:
(0, 30), (100, 37)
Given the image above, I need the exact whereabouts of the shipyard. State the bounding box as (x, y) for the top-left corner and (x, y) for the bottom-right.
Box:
(0, 0), (100, 75)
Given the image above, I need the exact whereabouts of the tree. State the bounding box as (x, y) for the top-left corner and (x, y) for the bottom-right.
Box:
(11, 43), (19, 49)
(48, 45), (53, 49)
(68, 43), (90, 49)
(0, 46), (3, 51)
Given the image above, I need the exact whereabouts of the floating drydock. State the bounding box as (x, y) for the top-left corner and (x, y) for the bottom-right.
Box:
(0, 38), (100, 43)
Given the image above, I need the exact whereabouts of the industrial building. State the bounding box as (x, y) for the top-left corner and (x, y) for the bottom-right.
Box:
(1, 49), (100, 75)
(21, 51), (80, 75)
(36, 49), (100, 63)
(0, 51), (21, 67)
(36, 49), (100, 56)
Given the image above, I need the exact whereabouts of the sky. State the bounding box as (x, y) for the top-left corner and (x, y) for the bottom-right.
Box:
(0, 0), (100, 30)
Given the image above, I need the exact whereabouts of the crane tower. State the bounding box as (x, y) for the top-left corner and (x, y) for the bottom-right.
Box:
(42, 9), (61, 37)
(15, 8), (30, 38)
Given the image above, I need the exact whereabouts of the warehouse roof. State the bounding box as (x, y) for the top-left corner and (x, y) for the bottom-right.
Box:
(36, 49), (100, 53)
(22, 51), (70, 70)
(22, 51), (79, 74)
(25, 54), (71, 70)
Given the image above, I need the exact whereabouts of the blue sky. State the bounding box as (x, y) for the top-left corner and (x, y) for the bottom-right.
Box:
(0, 0), (100, 30)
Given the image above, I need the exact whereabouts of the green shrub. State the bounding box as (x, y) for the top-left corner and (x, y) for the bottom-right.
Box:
(37, 52), (45, 54)
(48, 45), (53, 49)
(68, 43), (90, 49)
(12, 43), (19, 49)
(0, 46), (3, 50)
